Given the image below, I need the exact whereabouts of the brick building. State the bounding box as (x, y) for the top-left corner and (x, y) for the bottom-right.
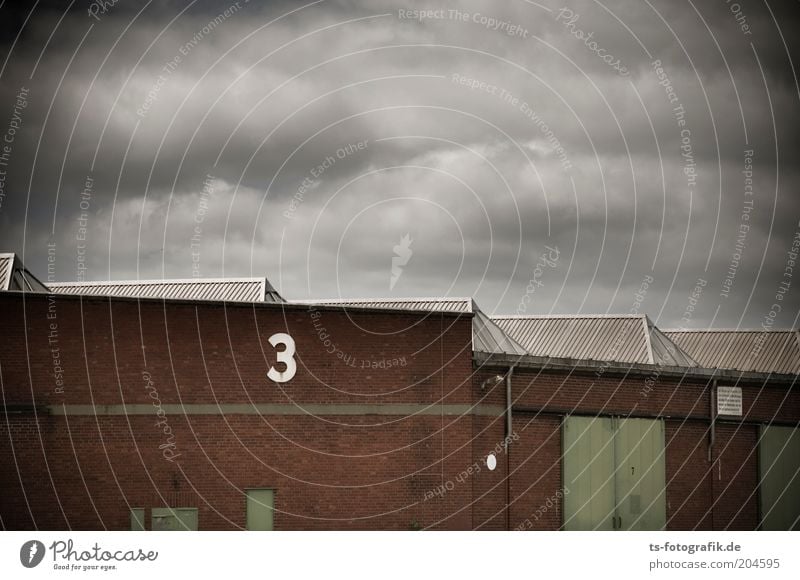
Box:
(1, 253), (798, 530)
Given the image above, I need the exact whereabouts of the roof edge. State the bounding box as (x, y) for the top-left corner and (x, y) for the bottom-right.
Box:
(474, 351), (800, 385)
(664, 328), (799, 333)
(292, 297), (474, 313)
(0, 290), (472, 317)
(48, 276), (268, 286)
(491, 313), (646, 320)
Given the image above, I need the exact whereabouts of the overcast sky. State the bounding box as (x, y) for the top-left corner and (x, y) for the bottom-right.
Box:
(0, 0), (798, 328)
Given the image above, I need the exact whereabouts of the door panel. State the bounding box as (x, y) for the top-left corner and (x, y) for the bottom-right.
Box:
(151, 507), (198, 531)
(614, 418), (666, 530)
(246, 489), (275, 531)
(760, 426), (800, 530)
(563, 416), (616, 530)
(130, 508), (145, 531)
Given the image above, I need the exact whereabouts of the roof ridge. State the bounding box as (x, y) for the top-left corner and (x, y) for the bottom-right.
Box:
(491, 314), (646, 320)
(664, 328), (798, 333)
(49, 277), (267, 285)
(293, 296), (473, 303)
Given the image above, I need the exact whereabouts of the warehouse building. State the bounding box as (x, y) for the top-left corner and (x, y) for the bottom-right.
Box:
(1, 252), (798, 530)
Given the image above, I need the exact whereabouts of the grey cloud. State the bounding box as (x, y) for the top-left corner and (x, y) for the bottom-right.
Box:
(0, 0), (798, 329)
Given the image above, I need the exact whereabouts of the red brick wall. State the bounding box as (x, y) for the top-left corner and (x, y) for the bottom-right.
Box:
(0, 293), (476, 530)
(665, 421), (713, 530)
(0, 294), (473, 407)
(711, 424), (759, 530)
(1, 293), (795, 530)
(469, 414), (507, 530)
(508, 415), (562, 530)
(0, 414), (480, 530)
(482, 366), (793, 531)
(511, 368), (712, 418)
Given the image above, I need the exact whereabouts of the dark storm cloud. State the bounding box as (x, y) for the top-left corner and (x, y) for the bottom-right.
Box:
(0, 0), (797, 328)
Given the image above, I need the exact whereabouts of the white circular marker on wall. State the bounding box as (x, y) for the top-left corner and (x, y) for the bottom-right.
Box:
(486, 453), (497, 471)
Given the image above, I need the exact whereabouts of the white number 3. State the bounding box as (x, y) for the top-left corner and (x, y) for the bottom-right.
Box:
(267, 333), (297, 383)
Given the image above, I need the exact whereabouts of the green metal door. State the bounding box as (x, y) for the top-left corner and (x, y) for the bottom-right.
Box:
(614, 418), (666, 530)
(130, 508), (145, 531)
(759, 426), (800, 530)
(151, 508), (198, 530)
(246, 489), (275, 531)
(563, 416), (616, 530)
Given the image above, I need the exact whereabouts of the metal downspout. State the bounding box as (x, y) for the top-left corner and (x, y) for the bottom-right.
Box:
(709, 378), (717, 461)
(506, 365), (515, 530)
(710, 378), (717, 530)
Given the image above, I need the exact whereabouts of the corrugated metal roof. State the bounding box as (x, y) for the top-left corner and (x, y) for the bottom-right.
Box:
(293, 297), (528, 356)
(0, 253), (13, 290)
(48, 278), (284, 303)
(472, 308), (529, 356)
(665, 330), (800, 374)
(492, 315), (697, 367)
(292, 297), (474, 313)
(648, 320), (698, 367)
(0, 253), (50, 292)
(492, 315), (651, 364)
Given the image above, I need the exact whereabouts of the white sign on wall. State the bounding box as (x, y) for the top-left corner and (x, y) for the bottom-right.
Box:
(717, 386), (743, 416)
(267, 333), (297, 383)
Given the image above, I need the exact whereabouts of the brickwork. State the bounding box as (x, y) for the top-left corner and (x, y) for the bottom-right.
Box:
(0, 293), (795, 530)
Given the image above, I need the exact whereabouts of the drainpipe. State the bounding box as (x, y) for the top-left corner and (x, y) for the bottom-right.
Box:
(709, 378), (717, 462)
(505, 365), (516, 530)
(506, 366), (515, 446)
(709, 378), (717, 530)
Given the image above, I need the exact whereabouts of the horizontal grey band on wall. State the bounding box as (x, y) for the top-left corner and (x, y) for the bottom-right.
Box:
(48, 403), (505, 417)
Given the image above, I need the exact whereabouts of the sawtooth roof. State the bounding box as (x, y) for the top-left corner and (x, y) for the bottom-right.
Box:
(292, 297), (528, 356)
(665, 329), (800, 375)
(47, 277), (284, 303)
(491, 314), (697, 367)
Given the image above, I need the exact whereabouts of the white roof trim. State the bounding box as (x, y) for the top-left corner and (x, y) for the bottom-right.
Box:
(642, 316), (655, 365)
(48, 277), (267, 286)
(292, 297), (474, 312)
(664, 328), (798, 333)
(0, 254), (13, 290)
(492, 313), (646, 320)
